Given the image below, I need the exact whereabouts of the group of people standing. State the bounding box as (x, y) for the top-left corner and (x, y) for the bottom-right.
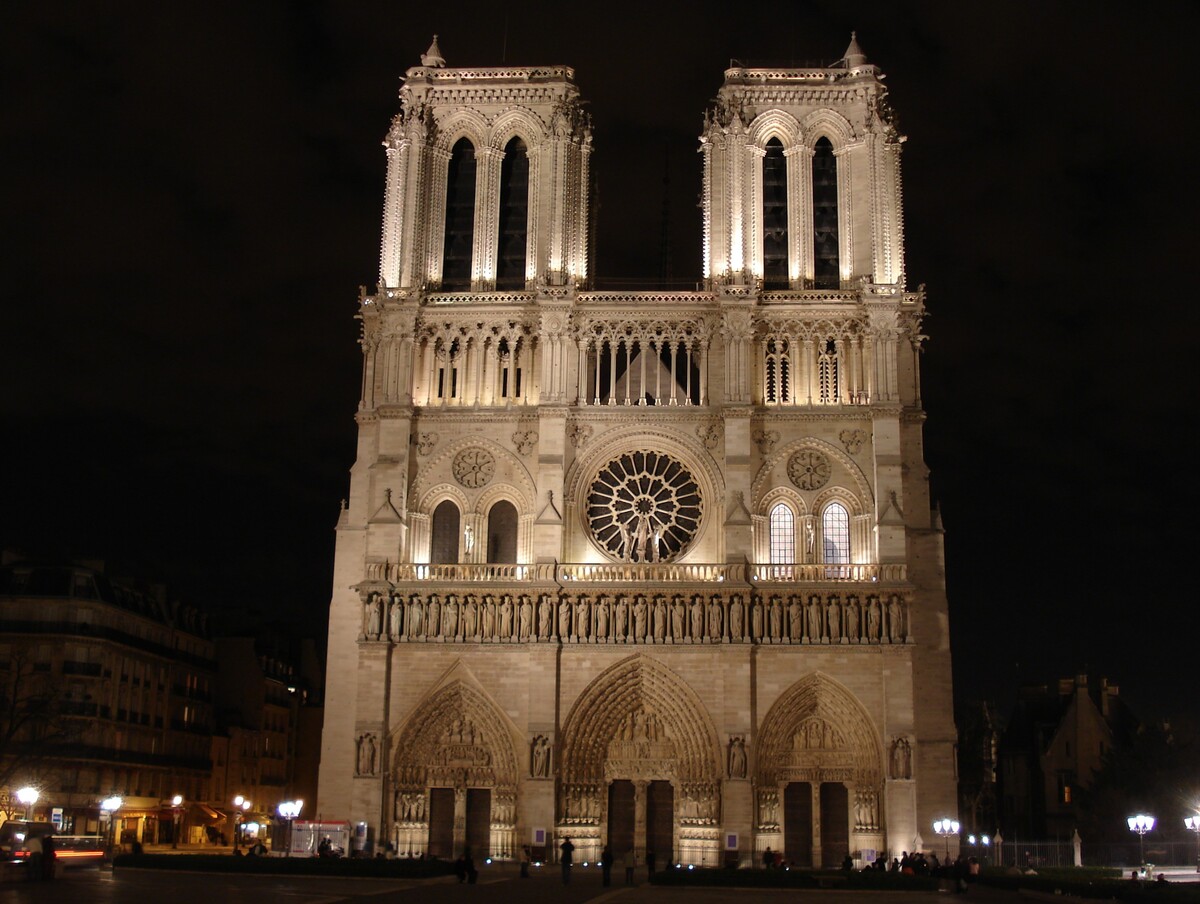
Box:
(559, 837), (655, 886)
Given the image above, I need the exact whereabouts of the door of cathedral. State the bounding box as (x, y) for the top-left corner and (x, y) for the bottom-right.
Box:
(465, 788), (491, 857)
(645, 780), (674, 866)
(784, 782), (813, 867)
(608, 780), (635, 855)
(819, 783), (849, 868)
(428, 788), (454, 858)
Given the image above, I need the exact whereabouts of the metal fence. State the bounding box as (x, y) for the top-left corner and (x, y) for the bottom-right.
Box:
(981, 839), (1200, 869)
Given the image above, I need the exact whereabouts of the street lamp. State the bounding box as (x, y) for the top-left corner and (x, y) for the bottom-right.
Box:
(277, 799), (303, 857)
(15, 787), (38, 821)
(101, 796), (123, 861)
(1184, 814), (1200, 874)
(932, 818), (960, 860)
(1126, 814), (1155, 867)
(170, 795), (184, 849)
(233, 796), (251, 854)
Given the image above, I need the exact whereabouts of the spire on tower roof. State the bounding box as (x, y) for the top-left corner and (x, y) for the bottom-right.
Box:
(841, 31), (867, 69)
(421, 35), (446, 68)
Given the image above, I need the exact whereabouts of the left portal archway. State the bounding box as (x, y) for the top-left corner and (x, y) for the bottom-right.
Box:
(390, 680), (519, 859)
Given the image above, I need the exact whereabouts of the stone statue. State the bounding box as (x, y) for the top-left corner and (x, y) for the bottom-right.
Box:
(690, 595), (704, 640)
(595, 597), (609, 639)
(827, 598), (841, 640)
(846, 596), (860, 641)
(558, 599), (572, 637)
(769, 597), (782, 640)
(499, 596), (513, 639)
(482, 596), (496, 639)
(728, 736), (747, 778)
(368, 593), (383, 637)
(888, 594), (904, 642)
(708, 595), (723, 639)
(443, 596), (459, 638)
(531, 734), (551, 778)
(751, 600), (764, 640)
(357, 733), (377, 775)
(632, 597), (648, 640)
(518, 596), (532, 640)
(729, 596), (743, 640)
(867, 597), (881, 641)
(464, 595), (478, 638)
(538, 595), (552, 637)
(389, 595), (403, 639)
(575, 597), (590, 639)
(409, 598), (424, 638)
(890, 736), (912, 779)
(806, 595), (822, 640)
(427, 595), (440, 637)
(788, 597), (803, 641)
(615, 596), (629, 640)
(671, 597), (685, 640)
(652, 597), (666, 640)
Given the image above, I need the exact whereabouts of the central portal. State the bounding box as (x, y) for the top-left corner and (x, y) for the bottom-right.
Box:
(607, 779), (674, 863)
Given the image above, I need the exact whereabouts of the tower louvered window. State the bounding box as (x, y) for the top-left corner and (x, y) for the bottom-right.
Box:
(812, 137), (839, 289)
(764, 337), (790, 404)
(442, 138), (476, 290)
(762, 138), (788, 289)
(496, 137), (529, 290)
(817, 338), (839, 404)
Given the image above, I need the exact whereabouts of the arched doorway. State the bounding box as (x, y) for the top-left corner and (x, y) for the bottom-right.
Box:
(389, 680), (519, 859)
(558, 656), (721, 866)
(756, 674), (884, 868)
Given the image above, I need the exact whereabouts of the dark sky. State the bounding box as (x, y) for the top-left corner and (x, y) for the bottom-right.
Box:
(3, 2), (1196, 723)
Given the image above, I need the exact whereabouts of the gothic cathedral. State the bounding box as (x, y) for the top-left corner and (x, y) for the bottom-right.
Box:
(318, 35), (956, 868)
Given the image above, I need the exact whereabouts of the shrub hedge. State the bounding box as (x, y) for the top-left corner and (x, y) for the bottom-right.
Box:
(111, 853), (456, 879)
(650, 867), (938, 890)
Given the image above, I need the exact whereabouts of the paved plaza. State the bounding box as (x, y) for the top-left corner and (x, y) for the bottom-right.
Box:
(9, 863), (1198, 904)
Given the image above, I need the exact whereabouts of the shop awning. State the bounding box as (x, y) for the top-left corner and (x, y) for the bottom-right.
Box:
(192, 803), (225, 822)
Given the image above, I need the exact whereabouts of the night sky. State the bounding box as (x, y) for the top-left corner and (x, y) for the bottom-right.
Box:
(4, 2), (1196, 723)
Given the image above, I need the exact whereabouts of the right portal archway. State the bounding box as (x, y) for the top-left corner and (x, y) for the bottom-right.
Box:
(756, 673), (884, 868)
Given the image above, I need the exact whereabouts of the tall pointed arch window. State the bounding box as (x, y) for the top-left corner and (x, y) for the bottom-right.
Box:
(762, 137), (789, 289)
(822, 501), (850, 575)
(768, 503), (795, 565)
(817, 338), (839, 404)
(764, 337), (790, 404)
(442, 138), (477, 291)
(486, 500), (518, 563)
(430, 500), (461, 564)
(496, 137), (529, 290)
(812, 137), (839, 289)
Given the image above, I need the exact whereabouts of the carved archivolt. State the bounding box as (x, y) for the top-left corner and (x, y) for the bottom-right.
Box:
(413, 436), (536, 514)
(559, 655), (721, 790)
(756, 672), (883, 788)
(752, 436), (872, 511)
(390, 679), (520, 794)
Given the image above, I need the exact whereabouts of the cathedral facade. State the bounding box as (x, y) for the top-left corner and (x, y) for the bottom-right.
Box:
(318, 36), (956, 868)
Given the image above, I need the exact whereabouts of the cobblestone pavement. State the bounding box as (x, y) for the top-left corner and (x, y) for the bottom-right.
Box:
(0, 863), (1177, 904)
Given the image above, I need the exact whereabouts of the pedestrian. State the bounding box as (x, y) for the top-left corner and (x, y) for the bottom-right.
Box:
(646, 848), (655, 879)
(520, 844), (531, 878)
(763, 846), (773, 869)
(623, 847), (636, 884)
(560, 836), (574, 884)
(42, 834), (56, 881)
(463, 846), (478, 884)
(24, 833), (43, 881)
(601, 845), (614, 886)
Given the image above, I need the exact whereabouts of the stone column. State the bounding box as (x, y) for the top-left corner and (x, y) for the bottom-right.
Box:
(634, 780), (648, 860)
(811, 782), (823, 868)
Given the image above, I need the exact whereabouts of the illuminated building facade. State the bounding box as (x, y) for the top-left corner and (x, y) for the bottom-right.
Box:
(319, 35), (956, 867)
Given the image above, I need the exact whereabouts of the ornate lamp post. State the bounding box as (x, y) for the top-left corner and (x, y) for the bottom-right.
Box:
(170, 795), (184, 849)
(1126, 814), (1154, 867)
(277, 800), (303, 857)
(100, 796), (123, 860)
(233, 796), (251, 853)
(15, 787), (39, 821)
(1184, 815), (1200, 873)
(933, 818), (960, 860)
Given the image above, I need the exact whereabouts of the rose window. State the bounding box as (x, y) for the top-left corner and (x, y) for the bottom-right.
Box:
(453, 448), (495, 488)
(787, 449), (830, 491)
(587, 451), (702, 562)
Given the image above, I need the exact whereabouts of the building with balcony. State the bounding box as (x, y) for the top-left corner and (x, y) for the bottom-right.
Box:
(318, 35), (956, 868)
(0, 554), (216, 843)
